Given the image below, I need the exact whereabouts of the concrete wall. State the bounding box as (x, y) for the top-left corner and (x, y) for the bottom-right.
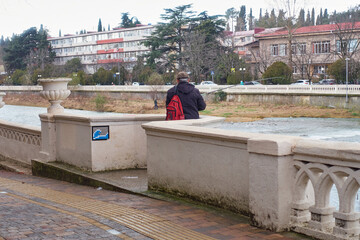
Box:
(39, 113), (225, 172)
(144, 121), (252, 214)
(0, 119), (41, 165)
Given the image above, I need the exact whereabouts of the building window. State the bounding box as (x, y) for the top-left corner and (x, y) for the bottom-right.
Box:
(314, 65), (326, 74)
(336, 39), (358, 53)
(271, 44), (278, 56)
(293, 66), (297, 74)
(279, 44), (287, 56)
(301, 65), (307, 74)
(313, 41), (330, 54)
(291, 43), (306, 55)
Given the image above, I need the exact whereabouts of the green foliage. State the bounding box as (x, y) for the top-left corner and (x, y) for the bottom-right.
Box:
(120, 13), (141, 28)
(262, 61), (292, 84)
(92, 67), (114, 85)
(131, 57), (154, 84)
(65, 58), (83, 73)
(94, 94), (107, 112)
(98, 18), (102, 32)
(328, 59), (346, 83)
(11, 69), (28, 85)
(3, 27), (55, 74)
(227, 70), (252, 85)
(214, 90), (227, 102)
(146, 72), (164, 85)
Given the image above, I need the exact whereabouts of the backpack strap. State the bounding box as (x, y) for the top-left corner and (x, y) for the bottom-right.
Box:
(174, 85), (178, 95)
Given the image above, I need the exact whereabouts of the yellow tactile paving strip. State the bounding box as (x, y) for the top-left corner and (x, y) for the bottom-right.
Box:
(0, 177), (217, 240)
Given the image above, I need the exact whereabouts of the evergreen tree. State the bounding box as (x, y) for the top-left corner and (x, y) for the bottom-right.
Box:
(269, 9), (277, 27)
(305, 10), (311, 26)
(108, 24), (110, 31)
(119, 13), (141, 28)
(144, 4), (195, 69)
(297, 9), (305, 26)
(59, 29), (61, 37)
(98, 18), (102, 32)
(3, 27), (55, 74)
(239, 5), (247, 31)
(323, 9), (329, 24)
(316, 8), (323, 25)
(311, 8), (315, 25)
(225, 7), (238, 32)
(248, 8), (254, 30)
(277, 10), (286, 27)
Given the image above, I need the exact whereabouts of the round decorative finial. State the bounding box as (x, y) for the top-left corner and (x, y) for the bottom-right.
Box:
(38, 78), (71, 114)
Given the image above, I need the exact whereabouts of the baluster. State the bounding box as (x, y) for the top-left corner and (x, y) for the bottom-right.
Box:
(309, 206), (335, 231)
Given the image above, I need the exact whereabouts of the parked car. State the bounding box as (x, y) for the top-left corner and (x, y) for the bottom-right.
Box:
(319, 79), (336, 85)
(200, 81), (217, 85)
(244, 81), (262, 85)
(291, 80), (310, 85)
(132, 82), (140, 86)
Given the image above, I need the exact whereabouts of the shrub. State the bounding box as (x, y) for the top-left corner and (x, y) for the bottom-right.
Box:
(262, 61), (292, 84)
(94, 94), (107, 112)
(214, 90), (227, 102)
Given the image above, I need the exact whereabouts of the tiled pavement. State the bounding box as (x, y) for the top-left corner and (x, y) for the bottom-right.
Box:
(0, 170), (311, 240)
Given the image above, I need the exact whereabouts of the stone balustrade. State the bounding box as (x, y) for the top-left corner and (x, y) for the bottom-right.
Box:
(1, 80), (360, 239)
(0, 119), (41, 165)
(142, 120), (360, 239)
(292, 140), (360, 240)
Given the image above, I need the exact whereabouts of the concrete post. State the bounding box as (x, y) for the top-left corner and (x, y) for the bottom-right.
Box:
(38, 114), (57, 162)
(0, 92), (5, 108)
(247, 135), (298, 232)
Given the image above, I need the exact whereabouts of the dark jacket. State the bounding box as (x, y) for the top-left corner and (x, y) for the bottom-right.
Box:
(166, 81), (206, 119)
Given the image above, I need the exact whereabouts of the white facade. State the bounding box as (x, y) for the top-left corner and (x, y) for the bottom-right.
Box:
(49, 25), (154, 74)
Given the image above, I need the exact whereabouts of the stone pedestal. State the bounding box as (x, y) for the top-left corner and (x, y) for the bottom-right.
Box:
(291, 201), (311, 224)
(38, 78), (71, 162)
(333, 211), (360, 239)
(309, 206), (335, 231)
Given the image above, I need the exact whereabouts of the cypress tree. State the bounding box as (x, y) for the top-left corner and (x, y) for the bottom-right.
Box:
(305, 10), (311, 26)
(98, 18), (102, 32)
(311, 8), (315, 25)
(297, 9), (305, 26)
(248, 8), (254, 30)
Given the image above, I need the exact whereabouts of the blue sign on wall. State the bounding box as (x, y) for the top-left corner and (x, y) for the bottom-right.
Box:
(92, 126), (109, 141)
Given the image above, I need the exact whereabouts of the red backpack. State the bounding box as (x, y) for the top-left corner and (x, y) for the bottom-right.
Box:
(166, 86), (185, 120)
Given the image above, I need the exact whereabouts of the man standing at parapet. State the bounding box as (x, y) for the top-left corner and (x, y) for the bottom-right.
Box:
(166, 72), (206, 119)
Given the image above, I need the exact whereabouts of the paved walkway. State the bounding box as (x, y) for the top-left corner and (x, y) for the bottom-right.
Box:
(0, 169), (311, 240)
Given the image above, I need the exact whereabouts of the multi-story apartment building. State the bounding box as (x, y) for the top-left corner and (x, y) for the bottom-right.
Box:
(48, 25), (154, 74)
(254, 22), (360, 80)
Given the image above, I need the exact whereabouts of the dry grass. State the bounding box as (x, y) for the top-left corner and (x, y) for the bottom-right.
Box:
(3, 93), (360, 122)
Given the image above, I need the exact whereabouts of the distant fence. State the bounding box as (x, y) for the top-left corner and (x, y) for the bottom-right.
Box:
(1, 85), (360, 109)
(1, 84), (360, 95)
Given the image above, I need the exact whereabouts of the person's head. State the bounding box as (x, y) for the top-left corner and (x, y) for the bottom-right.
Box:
(176, 72), (189, 83)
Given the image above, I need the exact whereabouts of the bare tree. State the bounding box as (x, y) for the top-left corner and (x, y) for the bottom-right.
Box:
(183, 31), (219, 83)
(331, 21), (360, 60)
(273, 0), (306, 76)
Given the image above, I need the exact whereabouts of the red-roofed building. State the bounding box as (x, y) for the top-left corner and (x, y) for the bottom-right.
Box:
(253, 22), (360, 80)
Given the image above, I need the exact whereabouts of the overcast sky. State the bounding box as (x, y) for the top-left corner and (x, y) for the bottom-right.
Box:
(0, 0), (359, 39)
